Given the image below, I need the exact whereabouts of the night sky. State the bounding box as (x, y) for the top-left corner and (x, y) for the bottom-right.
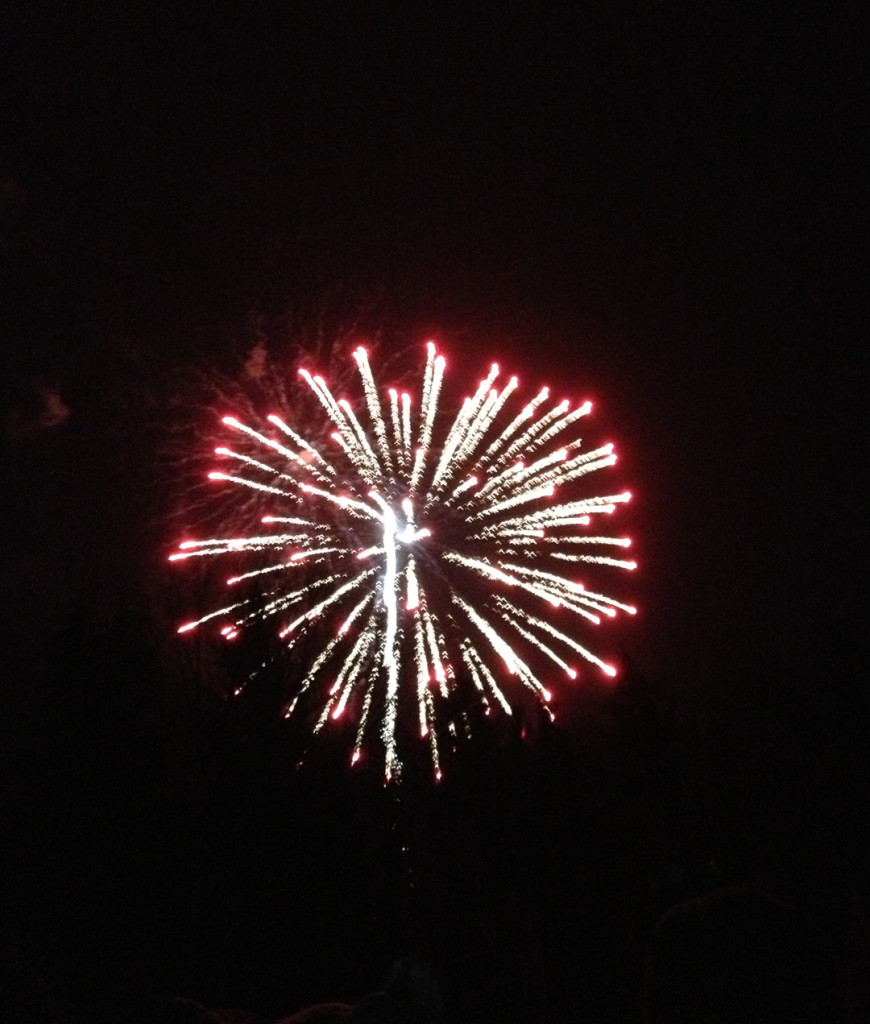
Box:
(2, 4), (867, 1023)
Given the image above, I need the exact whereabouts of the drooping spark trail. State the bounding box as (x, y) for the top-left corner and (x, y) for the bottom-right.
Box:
(171, 342), (636, 781)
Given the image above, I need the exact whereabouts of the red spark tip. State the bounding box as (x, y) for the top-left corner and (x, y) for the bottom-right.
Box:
(331, 706), (343, 719)
(542, 689), (552, 702)
(214, 446), (230, 455)
(602, 664), (618, 678)
(389, 387), (397, 397)
(351, 751), (360, 765)
(435, 770), (443, 782)
(221, 415), (240, 427)
(626, 606), (637, 615)
(567, 668), (578, 679)
(627, 562), (638, 570)
(207, 471), (226, 480)
(177, 622), (197, 634)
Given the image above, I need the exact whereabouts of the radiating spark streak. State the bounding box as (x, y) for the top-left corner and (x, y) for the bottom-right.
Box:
(475, 386), (549, 469)
(299, 484), (383, 522)
(169, 536), (309, 561)
(502, 609), (578, 678)
(227, 562), (296, 584)
(422, 604), (447, 687)
(496, 598), (616, 676)
(279, 568), (376, 638)
(540, 535), (632, 546)
(551, 554), (638, 569)
(429, 364), (500, 497)
(338, 398), (385, 482)
(176, 532), (311, 552)
(370, 493), (399, 667)
(207, 471), (291, 495)
(401, 392), (412, 468)
(177, 600), (252, 632)
(471, 481), (557, 520)
(267, 414), (336, 476)
(301, 371), (374, 479)
(411, 352), (444, 493)
(288, 546), (347, 561)
(173, 342), (635, 780)
(450, 475), (478, 500)
(221, 417), (298, 463)
(388, 389), (403, 469)
(261, 516), (326, 526)
(354, 347), (393, 476)
(481, 446), (568, 503)
(491, 399), (570, 471)
(445, 552), (565, 608)
(351, 668), (378, 765)
(214, 447), (299, 482)
(453, 595), (518, 674)
(460, 641), (511, 713)
(330, 618), (377, 721)
(406, 556), (420, 610)
(339, 592), (373, 634)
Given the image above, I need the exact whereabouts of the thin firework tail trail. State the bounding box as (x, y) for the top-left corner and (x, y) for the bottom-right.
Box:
(171, 342), (636, 782)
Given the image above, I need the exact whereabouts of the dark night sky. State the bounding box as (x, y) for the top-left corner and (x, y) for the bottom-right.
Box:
(1, 3), (868, 1023)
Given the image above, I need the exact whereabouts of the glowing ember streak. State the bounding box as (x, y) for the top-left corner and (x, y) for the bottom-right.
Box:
(171, 342), (636, 781)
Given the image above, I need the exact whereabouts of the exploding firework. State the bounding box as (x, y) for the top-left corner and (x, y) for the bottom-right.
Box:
(171, 342), (636, 781)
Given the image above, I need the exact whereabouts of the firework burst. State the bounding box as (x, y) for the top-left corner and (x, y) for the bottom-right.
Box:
(171, 342), (636, 781)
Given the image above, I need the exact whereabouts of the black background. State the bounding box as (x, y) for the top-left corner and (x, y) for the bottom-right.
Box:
(2, 3), (867, 1022)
